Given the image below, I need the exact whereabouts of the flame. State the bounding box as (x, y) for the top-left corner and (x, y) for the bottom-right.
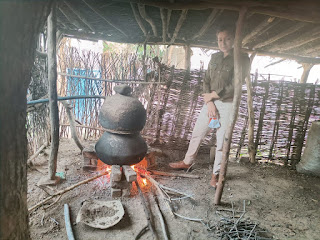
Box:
(94, 160), (112, 188)
(142, 178), (147, 185)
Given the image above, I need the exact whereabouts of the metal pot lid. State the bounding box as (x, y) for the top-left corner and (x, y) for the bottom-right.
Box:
(76, 199), (124, 229)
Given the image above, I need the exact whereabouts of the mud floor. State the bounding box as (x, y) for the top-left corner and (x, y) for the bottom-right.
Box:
(28, 139), (320, 240)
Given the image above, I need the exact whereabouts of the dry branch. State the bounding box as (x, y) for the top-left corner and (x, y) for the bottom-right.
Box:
(28, 172), (108, 212)
(135, 181), (158, 240)
(27, 142), (49, 165)
(150, 192), (169, 240)
(149, 170), (200, 179)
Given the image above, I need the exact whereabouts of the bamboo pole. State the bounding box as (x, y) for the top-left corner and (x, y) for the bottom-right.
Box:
(214, 7), (247, 205)
(48, 4), (60, 180)
(246, 53), (256, 163)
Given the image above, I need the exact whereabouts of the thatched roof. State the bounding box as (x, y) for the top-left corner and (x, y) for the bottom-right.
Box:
(57, 0), (320, 63)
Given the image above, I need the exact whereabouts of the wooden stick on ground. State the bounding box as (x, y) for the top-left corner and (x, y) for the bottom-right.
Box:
(28, 172), (108, 212)
(149, 170), (200, 179)
(142, 174), (174, 216)
(27, 142), (49, 165)
(134, 181), (158, 240)
(64, 204), (75, 240)
(150, 192), (169, 240)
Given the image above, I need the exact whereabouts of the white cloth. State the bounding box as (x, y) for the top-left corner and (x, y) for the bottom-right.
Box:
(183, 100), (233, 174)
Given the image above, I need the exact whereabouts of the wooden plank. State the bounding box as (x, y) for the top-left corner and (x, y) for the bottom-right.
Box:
(48, 4), (60, 180)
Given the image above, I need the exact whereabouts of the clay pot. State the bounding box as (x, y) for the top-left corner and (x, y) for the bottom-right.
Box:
(95, 132), (147, 165)
(99, 85), (146, 133)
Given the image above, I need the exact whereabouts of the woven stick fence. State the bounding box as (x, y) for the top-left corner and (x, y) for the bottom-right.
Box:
(27, 46), (320, 166)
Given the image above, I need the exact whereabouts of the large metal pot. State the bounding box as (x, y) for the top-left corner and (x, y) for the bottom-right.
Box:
(95, 132), (147, 166)
(99, 85), (146, 133)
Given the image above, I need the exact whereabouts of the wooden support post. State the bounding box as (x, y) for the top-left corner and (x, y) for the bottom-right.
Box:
(246, 53), (256, 163)
(48, 4), (60, 181)
(130, 3), (147, 36)
(169, 9), (188, 44)
(300, 63), (314, 83)
(184, 44), (191, 71)
(138, 4), (158, 37)
(214, 7), (247, 205)
(160, 8), (167, 43)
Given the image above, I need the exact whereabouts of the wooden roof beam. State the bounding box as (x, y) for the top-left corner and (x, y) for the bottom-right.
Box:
(242, 17), (276, 46)
(160, 8), (167, 43)
(170, 9), (188, 44)
(270, 28), (320, 52)
(130, 3), (147, 36)
(252, 22), (306, 49)
(138, 4), (158, 37)
(63, 1), (95, 32)
(58, 6), (82, 29)
(82, 0), (128, 37)
(115, 0), (320, 24)
(243, 49), (320, 64)
(191, 9), (222, 40)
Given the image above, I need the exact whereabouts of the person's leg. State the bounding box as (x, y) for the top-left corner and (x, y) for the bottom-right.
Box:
(183, 104), (210, 165)
(212, 100), (233, 174)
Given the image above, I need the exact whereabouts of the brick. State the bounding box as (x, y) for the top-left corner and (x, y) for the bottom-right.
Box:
(122, 165), (137, 182)
(111, 165), (122, 182)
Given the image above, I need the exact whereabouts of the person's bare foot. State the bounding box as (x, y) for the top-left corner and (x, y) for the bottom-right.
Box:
(169, 161), (191, 170)
(210, 174), (219, 188)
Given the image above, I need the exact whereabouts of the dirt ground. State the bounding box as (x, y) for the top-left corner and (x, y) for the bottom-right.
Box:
(28, 139), (320, 240)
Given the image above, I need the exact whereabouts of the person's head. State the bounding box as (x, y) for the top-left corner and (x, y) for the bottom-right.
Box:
(216, 25), (235, 56)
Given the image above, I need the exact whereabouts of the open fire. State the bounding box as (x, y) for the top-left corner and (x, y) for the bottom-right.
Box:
(93, 159), (150, 194)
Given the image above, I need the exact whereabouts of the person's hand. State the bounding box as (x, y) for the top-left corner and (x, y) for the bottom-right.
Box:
(207, 101), (218, 118)
(202, 91), (220, 103)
